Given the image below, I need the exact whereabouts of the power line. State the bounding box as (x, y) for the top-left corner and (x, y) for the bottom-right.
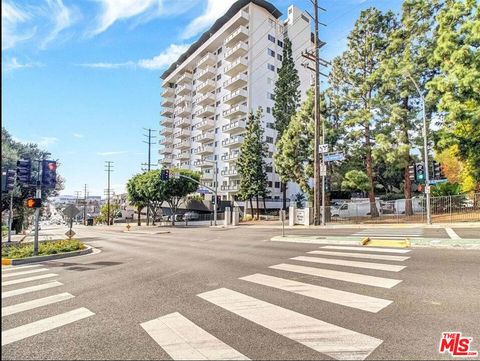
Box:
(104, 161), (114, 226)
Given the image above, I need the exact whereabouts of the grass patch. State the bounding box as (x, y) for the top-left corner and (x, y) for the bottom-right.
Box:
(2, 225), (7, 237)
(2, 239), (86, 259)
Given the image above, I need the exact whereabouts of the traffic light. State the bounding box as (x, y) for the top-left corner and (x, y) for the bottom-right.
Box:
(41, 160), (57, 188)
(325, 177), (331, 192)
(433, 161), (443, 179)
(408, 165), (416, 181)
(160, 169), (170, 181)
(415, 163), (425, 182)
(26, 198), (42, 208)
(16, 159), (32, 185)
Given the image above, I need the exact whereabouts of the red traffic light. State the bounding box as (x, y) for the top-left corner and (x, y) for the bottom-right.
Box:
(26, 198), (42, 208)
(47, 162), (57, 171)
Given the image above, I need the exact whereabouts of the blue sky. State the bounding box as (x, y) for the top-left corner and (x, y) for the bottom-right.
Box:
(2, 0), (402, 197)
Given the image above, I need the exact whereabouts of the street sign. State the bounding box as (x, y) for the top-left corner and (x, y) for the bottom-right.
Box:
(318, 144), (329, 153)
(429, 179), (447, 185)
(65, 229), (76, 239)
(324, 152), (345, 162)
(63, 204), (80, 218)
(320, 164), (327, 177)
(425, 185), (431, 194)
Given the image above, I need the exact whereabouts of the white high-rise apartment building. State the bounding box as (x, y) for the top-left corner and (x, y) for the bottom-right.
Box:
(159, 0), (313, 203)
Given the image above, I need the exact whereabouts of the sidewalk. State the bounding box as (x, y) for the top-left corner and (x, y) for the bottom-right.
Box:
(240, 221), (480, 229)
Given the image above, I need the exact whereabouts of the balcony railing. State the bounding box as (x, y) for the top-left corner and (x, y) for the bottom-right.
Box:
(177, 72), (193, 84)
(195, 131), (215, 143)
(222, 118), (246, 134)
(224, 41), (248, 62)
(196, 79), (216, 94)
(162, 97), (174, 107)
(160, 146), (173, 154)
(223, 104), (247, 119)
(196, 119), (215, 130)
(160, 127), (173, 136)
(173, 129), (191, 139)
(195, 106), (215, 118)
(196, 53), (216, 69)
(224, 25), (249, 48)
(197, 66), (216, 82)
(222, 135), (244, 148)
(223, 89), (247, 106)
(160, 117), (174, 127)
(195, 93), (216, 107)
(176, 84), (192, 96)
(194, 159), (214, 168)
(161, 87), (174, 97)
(160, 107), (174, 117)
(224, 58), (248, 77)
(220, 184), (239, 191)
(223, 73), (248, 91)
(174, 106), (191, 118)
(173, 118), (190, 129)
(196, 145), (214, 155)
(220, 168), (239, 177)
(175, 139), (191, 150)
(160, 137), (173, 145)
(221, 152), (240, 162)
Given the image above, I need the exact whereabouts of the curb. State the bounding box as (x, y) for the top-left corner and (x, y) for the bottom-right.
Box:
(1, 245), (93, 265)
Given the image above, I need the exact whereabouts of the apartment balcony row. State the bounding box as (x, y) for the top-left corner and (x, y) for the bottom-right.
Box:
(160, 137), (173, 146)
(173, 118), (190, 129)
(196, 79), (216, 94)
(177, 151), (191, 160)
(174, 139), (191, 150)
(176, 84), (192, 96)
(224, 41), (248, 62)
(221, 151), (240, 163)
(220, 168), (239, 177)
(197, 66), (216, 82)
(177, 72), (193, 84)
(223, 73), (248, 91)
(224, 25), (249, 48)
(223, 88), (247, 106)
(160, 127), (173, 136)
(222, 135), (244, 148)
(194, 159), (214, 168)
(195, 145), (214, 155)
(195, 118), (215, 131)
(161, 87), (174, 98)
(174, 94), (191, 107)
(160, 117), (174, 127)
(194, 92), (215, 107)
(173, 129), (191, 139)
(194, 105), (215, 118)
(159, 154), (174, 164)
(160, 107), (174, 117)
(174, 106), (191, 118)
(201, 170), (214, 180)
(195, 131), (215, 143)
(220, 184), (239, 192)
(197, 53), (216, 69)
(160, 146), (173, 154)
(224, 58), (248, 77)
(161, 97), (174, 107)
(223, 104), (247, 119)
(222, 118), (246, 135)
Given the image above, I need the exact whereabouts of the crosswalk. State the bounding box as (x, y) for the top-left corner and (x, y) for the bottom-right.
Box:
(1, 264), (94, 346)
(353, 228), (423, 239)
(141, 245), (411, 360)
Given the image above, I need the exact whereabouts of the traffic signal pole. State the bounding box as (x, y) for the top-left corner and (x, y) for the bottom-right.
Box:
(33, 160), (42, 256)
(7, 175), (16, 243)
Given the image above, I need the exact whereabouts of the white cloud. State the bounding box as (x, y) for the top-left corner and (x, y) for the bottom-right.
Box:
(40, 0), (77, 49)
(97, 151), (128, 156)
(38, 137), (59, 147)
(3, 58), (43, 72)
(181, 0), (235, 40)
(72, 133), (84, 138)
(77, 61), (136, 69)
(2, 1), (36, 50)
(138, 43), (190, 70)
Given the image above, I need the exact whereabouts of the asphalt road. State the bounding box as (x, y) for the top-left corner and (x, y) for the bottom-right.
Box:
(2, 226), (480, 360)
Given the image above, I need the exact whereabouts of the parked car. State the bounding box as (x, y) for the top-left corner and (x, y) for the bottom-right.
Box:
(331, 201), (382, 218)
(183, 212), (200, 221)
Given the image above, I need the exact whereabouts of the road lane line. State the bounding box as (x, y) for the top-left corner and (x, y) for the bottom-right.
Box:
(445, 228), (461, 240)
(2, 268), (50, 279)
(2, 265), (43, 272)
(307, 251), (409, 262)
(198, 288), (383, 360)
(2, 307), (94, 346)
(141, 312), (249, 360)
(270, 264), (402, 288)
(240, 274), (392, 313)
(291, 256), (406, 272)
(2, 282), (63, 299)
(2, 273), (58, 286)
(2, 293), (74, 317)
(320, 246), (411, 254)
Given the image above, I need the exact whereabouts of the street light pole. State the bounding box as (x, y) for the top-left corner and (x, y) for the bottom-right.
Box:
(203, 159), (218, 226)
(405, 72), (432, 224)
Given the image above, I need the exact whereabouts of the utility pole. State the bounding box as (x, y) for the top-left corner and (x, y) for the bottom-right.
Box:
(7, 174), (16, 243)
(142, 128), (157, 225)
(302, 1), (327, 226)
(104, 161), (114, 226)
(74, 190), (82, 224)
(83, 184), (88, 225)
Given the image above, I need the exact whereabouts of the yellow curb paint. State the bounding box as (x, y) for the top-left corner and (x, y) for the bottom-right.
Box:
(363, 239), (410, 248)
(2, 259), (12, 266)
(361, 237), (370, 245)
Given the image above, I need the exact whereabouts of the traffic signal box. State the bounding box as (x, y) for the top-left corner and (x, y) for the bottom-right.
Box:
(26, 198), (42, 208)
(41, 160), (57, 188)
(16, 159), (32, 185)
(160, 169), (170, 181)
(415, 163), (425, 182)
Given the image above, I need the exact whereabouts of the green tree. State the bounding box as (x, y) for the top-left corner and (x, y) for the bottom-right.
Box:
(341, 170), (370, 194)
(96, 203), (120, 225)
(427, 0), (480, 190)
(126, 173), (148, 226)
(237, 108), (268, 219)
(141, 170), (168, 225)
(272, 37), (301, 210)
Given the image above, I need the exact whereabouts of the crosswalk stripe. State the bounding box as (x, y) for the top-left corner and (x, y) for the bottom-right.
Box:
(2, 265), (43, 273)
(291, 256), (406, 272)
(2, 293), (74, 317)
(240, 274), (392, 313)
(198, 288), (383, 360)
(2, 307), (94, 346)
(307, 251), (409, 262)
(320, 246), (411, 254)
(141, 312), (249, 360)
(2, 282), (63, 299)
(2, 268), (50, 279)
(270, 264), (402, 288)
(2, 273), (58, 286)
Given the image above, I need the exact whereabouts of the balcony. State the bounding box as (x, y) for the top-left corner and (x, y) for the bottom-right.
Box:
(222, 118), (246, 134)
(175, 139), (191, 150)
(195, 92), (215, 106)
(196, 145), (214, 155)
(201, 170), (214, 180)
(220, 184), (239, 192)
(223, 89), (247, 106)
(195, 131), (215, 143)
(224, 58), (248, 77)
(221, 168), (239, 177)
(222, 135), (244, 148)
(160, 127), (173, 136)
(160, 117), (174, 127)
(177, 72), (193, 84)
(174, 106), (191, 118)
(162, 97), (174, 107)
(196, 118), (215, 131)
(174, 95), (190, 107)
(160, 137), (173, 146)
(174, 118), (190, 129)
(161, 87), (174, 98)
(196, 79), (216, 94)
(159, 155), (173, 164)
(160, 107), (174, 117)
(161, 146), (173, 154)
(177, 151), (190, 160)
(224, 41), (248, 62)
(176, 84), (192, 96)
(197, 53), (216, 69)
(194, 159), (214, 168)
(224, 25), (249, 48)
(221, 151), (240, 162)
(223, 104), (247, 119)
(197, 66), (215, 82)
(223, 73), (248, 91)
(174, 129), (191, 139)
(195, 105), (215, 118)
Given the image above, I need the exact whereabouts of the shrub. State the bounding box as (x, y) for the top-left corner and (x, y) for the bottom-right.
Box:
(2, 239), (85, 259)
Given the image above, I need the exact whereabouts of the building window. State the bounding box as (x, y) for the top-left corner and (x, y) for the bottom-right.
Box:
(267, 63), (275, 71)
(217, 47), (222, 54)
(277, 40), (283, 48)
(268, 34), (275, 43)
(267, 122), (275, 129)
(217, 60), (222, 68)
(215, 114), (220, 120)
(268, 48), (275, 57)
(268, 151), (273, 158)
(277, 54), (283, 61)
(275, 182), (280, 188)
(193, 68), (197, 74)
(268, 181), (273, 187)
(267, 92), (274, 100)
(266, 107), (271, 113)
(266, 136), (274, 143)
(215, 141), (218, 147)
(216, 101), (220, 106)
(216, 74), (222, 80)
(215, 127), (219, 133)
(216, 88), (221, 93)
(266, 166), (273, 173)
(193, 80), (196, 85)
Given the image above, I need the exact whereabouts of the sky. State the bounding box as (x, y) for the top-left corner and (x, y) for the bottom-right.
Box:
(2, 0), (402, 198)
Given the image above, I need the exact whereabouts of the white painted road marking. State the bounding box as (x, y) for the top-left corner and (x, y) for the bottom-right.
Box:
(320, 246), (411, 254)
(2, 293), (74, 317)
(2, 268), (50, 279)
(240, 273), (392, 313)
(308, 250), (409, 262)
(270, 264), (402, 289)
(291, 256), (406, 272)
(198, 288), (383, 360)
(445, 228), (461, 240)
(2, 282), (63, 299)
(2, 265), (43, 272)
(141, 312), (249, 360)
(2, 307), (94, 346)
(2, 273), (58, 286)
